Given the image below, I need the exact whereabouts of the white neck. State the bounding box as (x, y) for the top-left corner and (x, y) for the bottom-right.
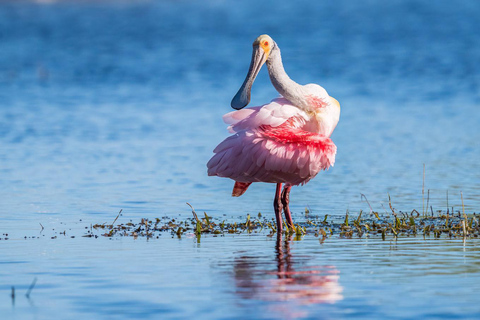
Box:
(266, 45), (308, 109)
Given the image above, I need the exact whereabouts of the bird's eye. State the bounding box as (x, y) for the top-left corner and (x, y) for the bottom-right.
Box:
(263, 41), (269, 47)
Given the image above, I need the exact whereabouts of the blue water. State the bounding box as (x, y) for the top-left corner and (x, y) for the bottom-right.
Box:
(4, 234), (480, 319)
(1, 0), (480, 319)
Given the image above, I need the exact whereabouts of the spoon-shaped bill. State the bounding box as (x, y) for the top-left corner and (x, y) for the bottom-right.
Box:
(231, 46), (266, 110)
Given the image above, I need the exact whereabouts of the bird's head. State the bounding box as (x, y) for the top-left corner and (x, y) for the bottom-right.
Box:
(253, 34), (274, 61)
(231, 34), (276, 110)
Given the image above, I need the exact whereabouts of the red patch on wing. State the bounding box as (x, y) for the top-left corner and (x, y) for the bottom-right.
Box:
(260, 122), (334, 152)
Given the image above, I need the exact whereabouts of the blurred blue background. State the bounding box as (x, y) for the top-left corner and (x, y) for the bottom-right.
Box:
(1, 0), (479, 221)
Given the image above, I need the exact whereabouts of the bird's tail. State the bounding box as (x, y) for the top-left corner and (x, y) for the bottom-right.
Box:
(232, 182), (252, 197)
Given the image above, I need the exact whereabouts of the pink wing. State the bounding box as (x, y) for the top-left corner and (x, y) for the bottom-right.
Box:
(207, 122), (336, 186)
(223, 97), (309, 133)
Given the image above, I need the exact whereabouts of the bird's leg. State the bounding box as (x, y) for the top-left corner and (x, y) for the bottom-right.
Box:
(281, 185), (294, 230)
(274, 183), (283, 232)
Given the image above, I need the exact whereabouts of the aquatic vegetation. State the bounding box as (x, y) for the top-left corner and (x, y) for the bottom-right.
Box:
(88, 204), (480, 241)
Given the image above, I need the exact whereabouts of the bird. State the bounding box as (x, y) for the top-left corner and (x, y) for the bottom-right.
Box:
(207, 34), (340, 232)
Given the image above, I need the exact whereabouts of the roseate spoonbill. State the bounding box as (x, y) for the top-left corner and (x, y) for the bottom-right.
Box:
(207, 35), (340, 232)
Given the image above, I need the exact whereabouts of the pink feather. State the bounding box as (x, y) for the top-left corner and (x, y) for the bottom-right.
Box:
(208, 96), (337, 186)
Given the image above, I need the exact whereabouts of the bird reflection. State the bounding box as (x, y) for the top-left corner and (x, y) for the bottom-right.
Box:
(234, 233), (343, 307)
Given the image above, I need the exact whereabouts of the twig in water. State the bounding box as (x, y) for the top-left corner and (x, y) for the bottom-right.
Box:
(422, 164), (425, 216)
(387, 193), (396, 216)
(39, 223), (44, 232)
(111, 209), (123, 227)
(360, 194), (373, 214)
(459, 192), (469, 239)
(426, 190), (430, 217)
(11, 286), (15, 301)
(461, 192), (469, 237)
(186, 203), (200, 222)
(461, 192), (467, 220)
(462, 220), (467, 238)
(26, 278), (37, 298)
